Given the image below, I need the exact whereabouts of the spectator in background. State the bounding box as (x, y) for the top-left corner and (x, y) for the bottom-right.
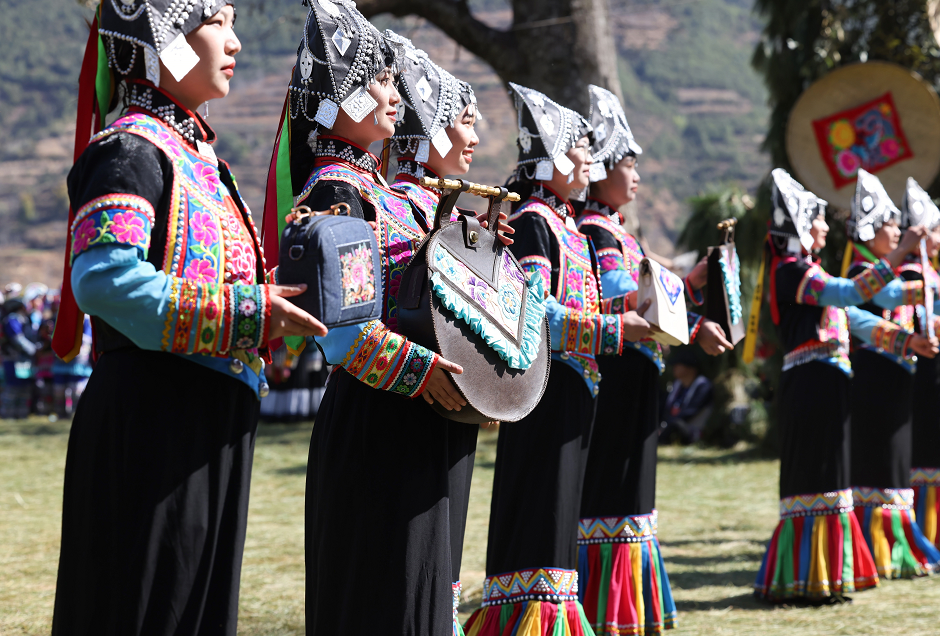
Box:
(660, 348), (713, 444)
(1, 295), (39, 419)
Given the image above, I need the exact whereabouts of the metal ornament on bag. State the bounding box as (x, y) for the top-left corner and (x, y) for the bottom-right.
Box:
(705, 218), (746, 345)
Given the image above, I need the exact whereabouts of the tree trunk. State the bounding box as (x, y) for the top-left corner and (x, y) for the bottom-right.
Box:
(357, 0), (622, 115)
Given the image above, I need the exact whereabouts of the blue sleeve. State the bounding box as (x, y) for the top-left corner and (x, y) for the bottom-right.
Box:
(600, 269), (637, 297)
(313, 322), (372, 365)
(806, 259), (894, 307)
(846, 305), (887, 345)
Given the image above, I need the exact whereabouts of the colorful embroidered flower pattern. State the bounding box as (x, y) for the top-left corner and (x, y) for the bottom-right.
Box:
(69, 194), (156, 262)
(110, 211), (148, 245)
(184, 258), (217, 284)
(192, 161), (222, 195)
(191, 210), (220, 247)
(73, 218), (98, 255)
(338, 241), (377, 307)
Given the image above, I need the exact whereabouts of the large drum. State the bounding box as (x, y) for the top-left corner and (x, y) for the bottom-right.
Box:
(397, 179), (551, 424)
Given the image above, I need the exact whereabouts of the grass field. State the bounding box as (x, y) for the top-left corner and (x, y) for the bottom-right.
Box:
(3, 417), (940, 635)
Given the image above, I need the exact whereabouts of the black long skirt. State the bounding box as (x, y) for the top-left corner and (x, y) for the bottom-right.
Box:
(448, 421), (478, 584)
(485, 363), (597, 575)
(911, 355), (940, 468)
(306, 367), (456, 635)
(580, 349), (659, 518)
(778, 360), (851, 498)
(850, 350), (913, 489)
(52, 349), (259, 636)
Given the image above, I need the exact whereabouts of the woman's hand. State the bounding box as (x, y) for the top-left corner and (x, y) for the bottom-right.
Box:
(422, 357), (467, 411)
(696, 319), (733, 355)
(268, 284), (328, 339)
(687, 257), (708, 291)
(911, 334), (940, 359)
(622, 298), (653, 342)
(478, 209), (515, 246)
(887, 225), (928, 268)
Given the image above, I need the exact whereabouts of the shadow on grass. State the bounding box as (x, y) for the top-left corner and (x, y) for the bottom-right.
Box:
(663, 538), (768, 548)
(0, 421), (70, 436)
(676, 592), (773, 612)
(658, 445), (769, 465)
(670, 568), (759, 590)
(272, 464), (308, 475)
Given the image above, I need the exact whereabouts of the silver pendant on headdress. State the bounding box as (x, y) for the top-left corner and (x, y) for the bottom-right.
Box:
(539, 114), (555, 136)
(535, 160), (554, 181)
(518, 128), (532, 154)
(431, 127), (453, 158)
(160, 33), (201, 82)
(341, 86), (379, 123)
(416, 76), (433, 102)
(415, 139), (431, 163)
(318, 0), (341, 17)
(299, 48), (314, 81)
(315, 98), (340, 128)
(144, 47), (161, 87)
(332, 28), (352, 56)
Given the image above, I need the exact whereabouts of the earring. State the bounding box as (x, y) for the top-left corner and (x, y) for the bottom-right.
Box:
(373, 108), (378, 125)
(204, 102), (209, 119)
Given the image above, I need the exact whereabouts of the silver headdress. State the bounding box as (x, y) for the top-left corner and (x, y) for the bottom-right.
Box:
(509, 83), (592, 181)
(587, 84), (641, 182)
(770, 168), (827, 253)
(849, 169), (900, 242)
(100, 0), (234, 86)
(900, 177), (940, 231)
(385, 30), (478, 162)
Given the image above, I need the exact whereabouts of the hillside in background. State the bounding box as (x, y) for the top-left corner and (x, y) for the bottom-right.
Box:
(0, 0), (768, 285)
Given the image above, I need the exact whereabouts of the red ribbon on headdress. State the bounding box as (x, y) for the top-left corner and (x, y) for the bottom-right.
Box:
(52, 15), (107, 361)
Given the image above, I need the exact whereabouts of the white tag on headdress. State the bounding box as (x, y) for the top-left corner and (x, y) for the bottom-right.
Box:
(416, 76), (433, 102)
(553, 152), (575, 176)
(314, 98), (340, 128)
(144, 47), (161, 87)
(160, 33), (200, 82)
(787, 237), (802, 253)
(800, 232), (815, 251)
(415, 139), (430, 163)
(431, 127), (453, 158)
(535, 160), (554, 181)
(341, 86), (378, 123)
(594, 122), (607, 142)
(589, 163), (608, 182)
(859, 224), (875, 242)
(318, 0), (340, 17)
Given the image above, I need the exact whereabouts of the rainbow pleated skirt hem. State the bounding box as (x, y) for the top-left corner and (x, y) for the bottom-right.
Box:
(854, 486), (940, 579)
(754, 489), (879, 602)
(463, 568), (593, 636)
(576, 511), (676, 635)
(912, 468), (940, 547)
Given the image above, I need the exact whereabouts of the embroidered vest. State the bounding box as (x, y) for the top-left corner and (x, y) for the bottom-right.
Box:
(577, 211), (664, 373)
(511, 198), (602, 388)
(86, 112), (267, 374)
(300, 164), (424, 331)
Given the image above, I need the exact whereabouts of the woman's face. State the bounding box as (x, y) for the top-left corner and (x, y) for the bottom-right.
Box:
(809, 214), (829, 251)
(593, 154), (640, 207)
(424, 104), (479, 177)
(160, 6), (240, 111)
(561, 136), (593, 189)
(331, 68), (401, 149)
(867, 220), (901, 257)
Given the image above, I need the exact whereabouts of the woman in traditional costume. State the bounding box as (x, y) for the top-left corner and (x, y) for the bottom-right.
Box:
(752, 168), (931, 602)
(463, 83), (652, 636)
(265, 5), (482, 633)
(574, 85), (732, 635)
(384, 32), (493, 632)
(902, 178), (940, 547)
(846, 169), (940, 578)
(51, 3), (326, 634)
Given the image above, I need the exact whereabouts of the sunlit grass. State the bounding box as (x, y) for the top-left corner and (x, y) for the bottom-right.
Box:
(3, 419), (940, 635)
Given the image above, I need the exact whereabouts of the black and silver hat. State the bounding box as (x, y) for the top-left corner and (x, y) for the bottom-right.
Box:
(385, 30), (478, 163)
(509, 82), (592, 181)
(587, 84), (641, 182)
(770, 168), (827, 252)
(289, 0), (400, 135)
(100, 0), (234, 85)
(900, 177), (940, 231)
(849, 168), (900, 242)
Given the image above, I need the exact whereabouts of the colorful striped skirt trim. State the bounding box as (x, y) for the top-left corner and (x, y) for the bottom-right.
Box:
(912, 468), (940, 547)
(853, 486), (940, 578)
(454, 581), (465, 636)
(576, 511), (675, 635)
(754, 489), (879, 601)
(464, 568), (591, 636)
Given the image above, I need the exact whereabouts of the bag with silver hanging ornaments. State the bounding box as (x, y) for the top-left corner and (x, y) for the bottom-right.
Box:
(705, 219), (746, 345)
(277, 203), (383, 329)
(397, 178), (551, 424)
